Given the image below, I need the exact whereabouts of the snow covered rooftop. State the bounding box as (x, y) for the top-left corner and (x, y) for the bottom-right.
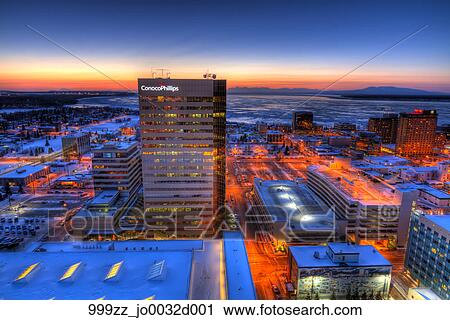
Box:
(223, 232), (257, 300)
(289, 243), (392, 269)
(0, 248), (193, 300)
(0, 237), (256, 300)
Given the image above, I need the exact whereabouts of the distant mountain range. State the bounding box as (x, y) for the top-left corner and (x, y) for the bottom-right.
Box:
(228, 86), (449, 97)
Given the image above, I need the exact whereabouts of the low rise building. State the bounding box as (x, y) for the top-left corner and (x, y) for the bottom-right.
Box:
(252, 178), (344, 243)
(288, 243), (392, 300)
(0, 232), (255, 300)
(0, 164), (50, 187)
(307, 161), (418, 247)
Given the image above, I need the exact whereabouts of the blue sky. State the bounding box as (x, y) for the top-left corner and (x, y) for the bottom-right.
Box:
(1, 0), (449, 91)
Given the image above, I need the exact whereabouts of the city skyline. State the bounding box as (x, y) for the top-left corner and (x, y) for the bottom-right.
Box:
(1, 0), (450, 91)
(0, 0), (450, 305)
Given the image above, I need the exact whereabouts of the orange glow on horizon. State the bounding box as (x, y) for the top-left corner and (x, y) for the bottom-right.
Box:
(1, 67), (449, 92)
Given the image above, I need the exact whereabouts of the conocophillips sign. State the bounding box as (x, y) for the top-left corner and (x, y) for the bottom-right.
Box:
(140, 85), (179, 92)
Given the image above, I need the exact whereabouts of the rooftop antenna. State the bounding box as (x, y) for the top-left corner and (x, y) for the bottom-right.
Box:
(203, 69), (217, 79)
(151, 67), (170, 79)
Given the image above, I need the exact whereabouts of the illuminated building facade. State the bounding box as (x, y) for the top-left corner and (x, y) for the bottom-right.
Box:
(306, 163), (418, 247)
(62, 133), (91, 161)
(292, 111), (313, 132)
(396, 109), (438, 157)
(368, 113), (399, 144)
(92, 141), (141, 198)
(139, 78), (226, 238)
(288, 243), (392, 300)
(405, 211), (450, 299)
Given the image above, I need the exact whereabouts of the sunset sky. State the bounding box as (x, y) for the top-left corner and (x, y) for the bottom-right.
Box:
(1, 0), (449, 92)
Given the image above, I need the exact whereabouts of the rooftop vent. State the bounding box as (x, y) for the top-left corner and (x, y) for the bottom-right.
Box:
(148, 260), (167, 281)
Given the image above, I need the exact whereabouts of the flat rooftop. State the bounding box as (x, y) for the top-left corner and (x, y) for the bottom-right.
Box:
(254, 178), (334, 231)
(290, 243), (392, 268)
(223, 232), (257, 300)
(63, 132), (89, 139)
(92, 141), (136, 151)
(365, 155), (409, 166)
(309, 165), (400, 206)
(419, 186), (450, 200)
(0, 248), (193, 300)
(0, 236), (255, 300)
(0, 164), (48, 179)
(90, 190), (120, 206)
(425, 215), (450, 233)
(0, 240), (206, 300)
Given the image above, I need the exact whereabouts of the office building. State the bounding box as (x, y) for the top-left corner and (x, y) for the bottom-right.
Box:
(396, 110), (438, 157)
(0, 232), (255, 300)
(307, 160), (418, 247)
(292, 111), (313, 132)
(368, 113), (399, 144)
(266, 130), (284, 144)
(334, 123), (357, 132)
(252, 178), (345, 243)
(62, 133), (91, 161)
(0, 164), (50, 187)
(139, 78), (226, 238)
(288, 243), (392, 300)
(92, 141), (141, 198)
(405, 211), (450, 299)
(77, 142), (141, 238)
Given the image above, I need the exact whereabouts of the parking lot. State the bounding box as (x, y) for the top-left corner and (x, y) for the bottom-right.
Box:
(0, 215), (47, 250)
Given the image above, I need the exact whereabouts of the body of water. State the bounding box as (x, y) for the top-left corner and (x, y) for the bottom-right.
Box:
(77, 94), (450, 128)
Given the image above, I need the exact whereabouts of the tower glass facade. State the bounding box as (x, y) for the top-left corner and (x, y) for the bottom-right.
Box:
(139, 78), (226, 238)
